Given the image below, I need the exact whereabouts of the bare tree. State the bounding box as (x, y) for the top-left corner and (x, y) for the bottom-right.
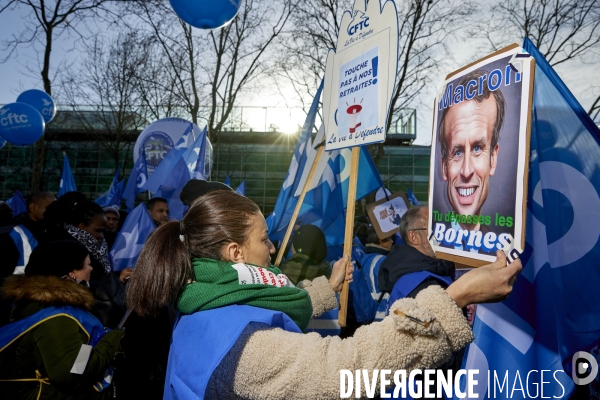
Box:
(274, 0), (352, 115)
(478, 0), (600, 66)
(131, 0), (295, 145)
(0, 0), (128, 191)
(475, 0), (600, 121)
(60, 31), (153, 173)
(133, 2), (205, 125)
(589, 90), (600, 123)
(206, 0), (294, 142)
(279, 0), (472, 164)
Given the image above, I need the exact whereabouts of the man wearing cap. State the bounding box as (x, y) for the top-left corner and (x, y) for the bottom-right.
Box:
(103, 206), (120, 249)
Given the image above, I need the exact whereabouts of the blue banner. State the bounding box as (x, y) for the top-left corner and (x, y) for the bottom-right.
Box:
(235, 181), (246, 196)
(299, 146), (383, 246)
(407, 187), (419, 206)
(153, 155), (191, 220)
(110, 203), (156, 271)
(142, 122), (203, 193)
(96, 168), (123, 207)
(58, 154), (77, 197)
(192, 127), (209, 180)
(6, 190), (26, 216)
(266, 80), (324, 240)
(124, 148), (149, 212)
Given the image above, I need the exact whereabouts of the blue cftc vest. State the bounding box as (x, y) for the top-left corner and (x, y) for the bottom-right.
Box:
(164, 305), (302, 400)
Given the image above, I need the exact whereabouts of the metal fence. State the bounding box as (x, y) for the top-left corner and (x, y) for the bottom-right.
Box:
(0, 105), (425, 212)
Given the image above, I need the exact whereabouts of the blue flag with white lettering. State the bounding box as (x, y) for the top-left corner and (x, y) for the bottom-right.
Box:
(124, 148), (149, 212)
(456, 39), (600, 399)
(266, 80), (324, 240)
(58, 154), (77, 197)
(110, 203), (156, 271)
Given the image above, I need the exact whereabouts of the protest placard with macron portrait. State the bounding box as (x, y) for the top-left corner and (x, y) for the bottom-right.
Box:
(428, 44), (534, 267)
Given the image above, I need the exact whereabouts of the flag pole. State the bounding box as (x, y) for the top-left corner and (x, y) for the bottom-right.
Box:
(117, 308), (133, 330)
(338, 146), (360, 328)
(274, 141), (325, 267)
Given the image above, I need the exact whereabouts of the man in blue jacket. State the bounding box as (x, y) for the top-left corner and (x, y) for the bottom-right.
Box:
(379, 206), (455, 302)
(379, 206), (461, 399)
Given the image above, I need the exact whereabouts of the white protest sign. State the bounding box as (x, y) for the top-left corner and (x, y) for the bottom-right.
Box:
(323, 0), (398, 151)
(366, 192), (409, 239)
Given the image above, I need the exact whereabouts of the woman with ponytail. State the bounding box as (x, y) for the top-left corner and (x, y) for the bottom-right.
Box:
(126, 190), (521, 399)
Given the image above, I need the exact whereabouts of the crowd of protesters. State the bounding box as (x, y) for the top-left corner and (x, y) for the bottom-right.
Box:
(0, 181), (521, 399)
(0, 192), (174, 399)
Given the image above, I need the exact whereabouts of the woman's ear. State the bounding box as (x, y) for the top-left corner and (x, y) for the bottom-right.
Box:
(78, 222), (86, 230)
(223, 242), (245, 263)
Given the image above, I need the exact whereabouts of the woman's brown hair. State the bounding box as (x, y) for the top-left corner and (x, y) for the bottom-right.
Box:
(125, 190), (261, 316)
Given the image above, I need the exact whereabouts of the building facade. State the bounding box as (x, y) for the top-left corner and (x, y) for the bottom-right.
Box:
(0, 108), (430, 214)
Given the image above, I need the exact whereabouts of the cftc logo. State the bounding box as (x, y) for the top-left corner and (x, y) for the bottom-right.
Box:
(0, 110), (29, 126)
(347, 10), (369, 36)
(572, 351), (599, 386)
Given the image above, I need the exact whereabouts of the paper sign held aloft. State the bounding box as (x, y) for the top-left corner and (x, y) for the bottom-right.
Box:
(322, 0), (399, 151)
(428, 43), (534, 267)
(366, 192), (409, 240)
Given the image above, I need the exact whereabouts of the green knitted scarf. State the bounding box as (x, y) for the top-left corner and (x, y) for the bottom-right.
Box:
(177, 258), (313, 330)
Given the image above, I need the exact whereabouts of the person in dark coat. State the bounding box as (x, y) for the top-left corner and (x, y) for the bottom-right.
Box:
(55, 200), (132, 285)
(0, 240), (124, 400)
(13, 192), (56, 243)
(45, 200), (131, 329)
(0, 192), (55, 279)
(379, 206), (455, 297)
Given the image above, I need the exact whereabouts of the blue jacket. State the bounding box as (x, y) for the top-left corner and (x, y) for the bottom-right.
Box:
(164, 305), (302, 400)
(351, 245), (390, 323)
